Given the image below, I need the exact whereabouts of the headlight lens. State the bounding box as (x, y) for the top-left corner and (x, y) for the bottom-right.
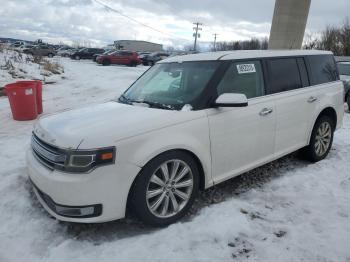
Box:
(56, 147), (116, 173)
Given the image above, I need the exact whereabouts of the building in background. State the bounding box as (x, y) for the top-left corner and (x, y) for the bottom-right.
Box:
(114, 40), (163, 52)
(269, 0), (312, 49)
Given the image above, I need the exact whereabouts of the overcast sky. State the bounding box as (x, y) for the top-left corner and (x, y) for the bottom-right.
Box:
(0, 0), (349, 48)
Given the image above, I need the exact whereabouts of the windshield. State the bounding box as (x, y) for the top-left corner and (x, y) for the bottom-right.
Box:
(338, 63), (350, 76)
(119, 61), (220, 110)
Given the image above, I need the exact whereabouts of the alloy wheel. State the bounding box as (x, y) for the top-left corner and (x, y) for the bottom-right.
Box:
(314, 121), (332, 156)
(146, 160), (193, 218)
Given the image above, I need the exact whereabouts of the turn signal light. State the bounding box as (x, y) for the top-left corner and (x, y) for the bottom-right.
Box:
(101, 152), (113, 160)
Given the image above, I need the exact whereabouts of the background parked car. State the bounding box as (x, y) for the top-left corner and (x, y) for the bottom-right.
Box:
(96, 50), (141, 66)
(337, 61), (350, 109)
(70, 48), (104, 60)
(92, 50), (114, 62)
(57, 46), (74, 57)
(140, 51), (169, 66)
(23, 45), (56, 57)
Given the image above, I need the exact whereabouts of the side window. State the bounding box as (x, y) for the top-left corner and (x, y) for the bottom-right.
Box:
(217, 60), (265, 99)
(267, 58), (302, 94)
(307, 55), (339, 85)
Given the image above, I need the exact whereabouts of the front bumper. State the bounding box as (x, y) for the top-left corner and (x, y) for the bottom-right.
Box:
(26, 149), (141, 223)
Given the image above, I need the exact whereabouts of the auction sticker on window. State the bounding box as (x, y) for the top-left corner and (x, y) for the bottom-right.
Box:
(236, 64), (256, 74)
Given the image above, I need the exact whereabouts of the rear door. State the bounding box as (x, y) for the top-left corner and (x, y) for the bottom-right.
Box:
(265, 57), (316, 157)
(119, 51), (131, 64)
(207, 60), (276, 184)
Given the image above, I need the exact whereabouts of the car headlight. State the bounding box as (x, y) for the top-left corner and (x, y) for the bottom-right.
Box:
(56, 147), (116, 173)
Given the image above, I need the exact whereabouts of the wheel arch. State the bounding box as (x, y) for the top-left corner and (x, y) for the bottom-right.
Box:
(316, 107), (337, 129)
(308, 106), (337, 144)
(125, 148), (207, 215)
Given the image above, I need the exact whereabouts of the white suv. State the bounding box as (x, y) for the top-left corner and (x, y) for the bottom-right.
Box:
(27, 50), (344, 226)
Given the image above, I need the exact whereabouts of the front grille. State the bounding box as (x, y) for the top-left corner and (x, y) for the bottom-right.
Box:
(31, 134), (67, 170)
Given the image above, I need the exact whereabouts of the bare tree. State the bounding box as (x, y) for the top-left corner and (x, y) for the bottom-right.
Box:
(303, 33), (319, 50)
(215, 38), (269, 52)
(339, 18), (350, 56)
(319, 25), (342, 55)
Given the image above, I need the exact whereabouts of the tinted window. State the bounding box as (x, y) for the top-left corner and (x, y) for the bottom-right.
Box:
(217, 60), (265, 99)
(308, 55), (339, 85)
(337, 63), (350, 76)
(120, 51), (132, 56)
(267, 58), (302, 94)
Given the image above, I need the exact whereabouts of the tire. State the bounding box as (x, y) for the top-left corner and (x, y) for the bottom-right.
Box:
(299, 115), (334, 162)
(102, 59), (110, 66)
(129, 151), (199, 226)
(128, 61), (137, 67)
(75, 55), (80, 60)
(346, 94), (350, 112)
(48, 53), (54, 58)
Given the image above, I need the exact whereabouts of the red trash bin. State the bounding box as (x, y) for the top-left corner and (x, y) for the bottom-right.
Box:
(4, 82), (38, 121)
(16, 80), (43, 114)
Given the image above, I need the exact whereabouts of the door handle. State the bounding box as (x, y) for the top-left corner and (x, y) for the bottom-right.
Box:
(259, 108), (273, 116)
(308, 96), (318, 103)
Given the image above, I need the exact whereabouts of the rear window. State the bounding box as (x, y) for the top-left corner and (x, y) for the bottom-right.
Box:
(307, 55), (339, 85)
(266, 58), (302, 94)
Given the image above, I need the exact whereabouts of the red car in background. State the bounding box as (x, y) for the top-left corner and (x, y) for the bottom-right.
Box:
(96, 50), (142, 67)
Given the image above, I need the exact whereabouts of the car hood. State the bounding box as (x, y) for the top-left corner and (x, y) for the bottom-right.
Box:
(34, 101), (205, 149)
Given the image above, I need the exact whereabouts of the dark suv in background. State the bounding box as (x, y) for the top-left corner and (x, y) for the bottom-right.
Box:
(70, 48), (105, 60)
(337, 61), (350, 109)
(140, 52), (169, 66)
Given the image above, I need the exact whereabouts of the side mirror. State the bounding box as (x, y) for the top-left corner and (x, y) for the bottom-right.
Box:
(214, 93), (248, 107)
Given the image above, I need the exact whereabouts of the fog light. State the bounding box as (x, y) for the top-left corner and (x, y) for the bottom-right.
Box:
(56, 206), (95, 217)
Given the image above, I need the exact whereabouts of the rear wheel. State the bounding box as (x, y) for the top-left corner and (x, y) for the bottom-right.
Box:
(129, 61), (137, 67)
(75, 55), (80, 60)
(129, 151), (199, 226)
(300, 115), (334, 162)
(48, 53), (54, 58)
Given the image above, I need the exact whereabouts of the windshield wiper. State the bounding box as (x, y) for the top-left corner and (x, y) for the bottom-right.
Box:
(131, 99), (175, 110)
(118, 95), (174, 110)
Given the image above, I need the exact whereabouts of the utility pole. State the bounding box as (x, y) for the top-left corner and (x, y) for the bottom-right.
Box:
(213, 33), (219, 51)
(193, 22), (202, 52)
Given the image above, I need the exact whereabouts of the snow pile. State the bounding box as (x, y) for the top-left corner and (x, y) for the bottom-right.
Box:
(0, 59), (350, 262)
(0, 47), (63, 88)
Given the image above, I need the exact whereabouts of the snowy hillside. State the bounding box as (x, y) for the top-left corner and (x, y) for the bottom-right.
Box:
(0, 47), (63, 88)
(0, 58), (349, 262)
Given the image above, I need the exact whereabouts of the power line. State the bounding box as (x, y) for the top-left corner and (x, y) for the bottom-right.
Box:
(193, 22), (202, 51)
(93, 0), (188, 41)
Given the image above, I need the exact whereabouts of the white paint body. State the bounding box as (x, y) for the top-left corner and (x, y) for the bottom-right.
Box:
(27, 50), (344, 222)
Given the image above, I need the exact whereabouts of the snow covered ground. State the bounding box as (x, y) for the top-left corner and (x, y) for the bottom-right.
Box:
(0, 58), (350, 262)
(0, 49), (63, 88)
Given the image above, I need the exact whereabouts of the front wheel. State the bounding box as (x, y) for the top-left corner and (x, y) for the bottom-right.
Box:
(75, 55), (80, 60)
(129, 151), (199, 226)
(102, 59), (110, 66)
(300, 115), (334, 162)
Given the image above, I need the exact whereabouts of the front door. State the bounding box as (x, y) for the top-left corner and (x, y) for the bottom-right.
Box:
(207, 60), (276, 184)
